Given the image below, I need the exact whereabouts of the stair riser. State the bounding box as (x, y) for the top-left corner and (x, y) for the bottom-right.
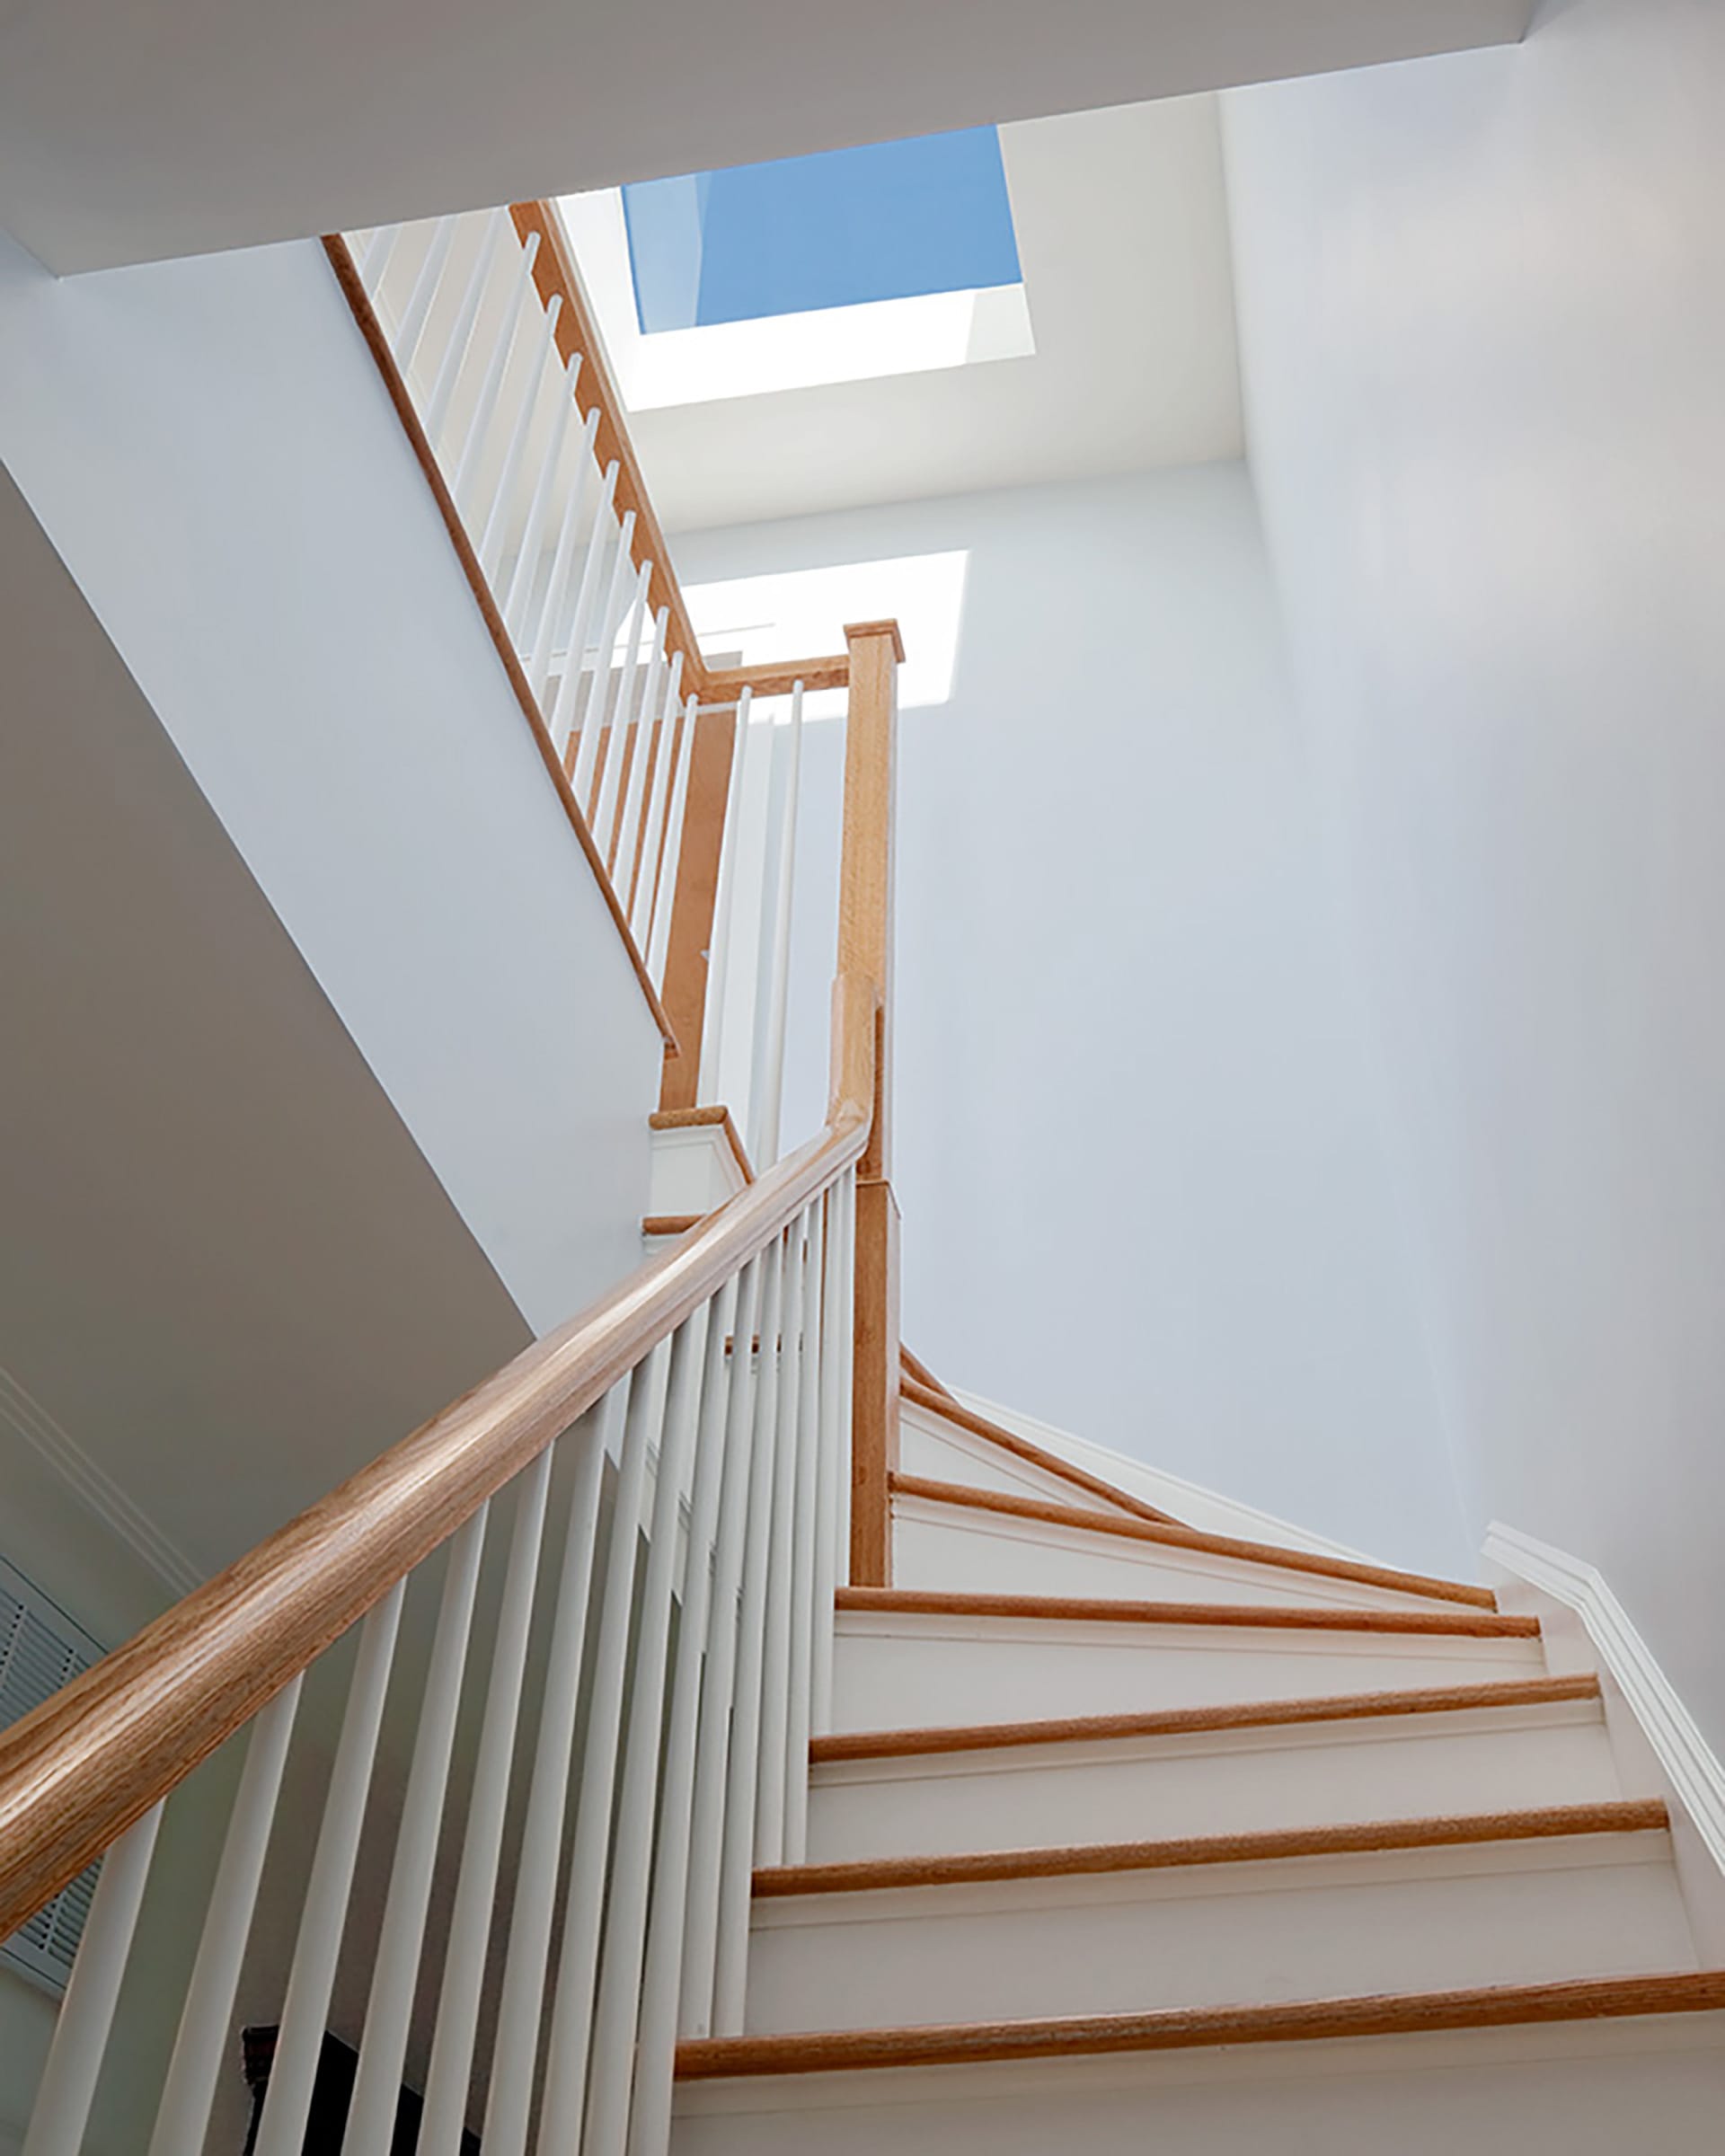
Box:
(832, 1618), (1547, 1733)
(893, 1504), (1481, 1614)
(674, 2026), (1725, 2156)
(807, 1705), (1623, 1861)
(745, 1838), (1694, 2034)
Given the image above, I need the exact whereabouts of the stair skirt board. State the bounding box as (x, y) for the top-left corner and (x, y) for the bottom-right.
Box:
(671, 2000), (1725, 2156)
(807, 1688), (1625, 1861)
(898, 1402), (1153, 1523)
(831, 1609), (1548, 1733)
(740, 1823), (1692, 2035)
(889, 1483), (1494, 1615)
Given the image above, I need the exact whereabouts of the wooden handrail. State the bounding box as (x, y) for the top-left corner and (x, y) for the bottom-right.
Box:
(0, 975), (877, 1944)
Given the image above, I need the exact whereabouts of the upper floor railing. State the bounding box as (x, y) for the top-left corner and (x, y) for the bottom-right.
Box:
(328, 204), (844, 1164)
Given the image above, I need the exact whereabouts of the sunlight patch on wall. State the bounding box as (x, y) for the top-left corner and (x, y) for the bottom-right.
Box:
(684, 552), (969, 714)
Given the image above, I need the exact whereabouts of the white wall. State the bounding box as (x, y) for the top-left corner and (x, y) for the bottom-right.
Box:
(1224, 0), (1725, 1742)
(0, 232), (661, 1339)
(673, 467), (1470, 1575)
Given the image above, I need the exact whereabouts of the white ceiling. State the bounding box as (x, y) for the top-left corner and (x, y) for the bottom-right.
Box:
(0, 0), (1533, 273)
(619, 95), (1245, 533)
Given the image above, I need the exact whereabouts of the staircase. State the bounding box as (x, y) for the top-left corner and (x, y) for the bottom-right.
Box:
(671, 1388), (1725, 2152)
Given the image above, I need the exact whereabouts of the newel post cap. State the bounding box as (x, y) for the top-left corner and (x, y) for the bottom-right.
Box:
(844, 618), (907, 664)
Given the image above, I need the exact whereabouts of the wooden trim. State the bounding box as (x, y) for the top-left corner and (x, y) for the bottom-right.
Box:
(674, 1970), (1725, 2080)
(898, 1347), (953, 1401)
(509, 202), (703, 687)
(321, 234), (677, 1051)
(809, 1674), (1603, 1764)
(900, 1381), (1180, 1526)
(702, 657), (851, 702)
(643, 1215), (703, 1239)
(649, 1104), (756, 1185)
(850, 1180), (900, 1588)
(838, 623), (899, 1188)
(835, 1587), (1541, 1639)
(655, 703), (739, 1108)
(889, 1473), (1498, 1611)
(0, 1085), (871, 1942)
(755, 1799), (1668, 1899)
(839, 623), (903, 1587)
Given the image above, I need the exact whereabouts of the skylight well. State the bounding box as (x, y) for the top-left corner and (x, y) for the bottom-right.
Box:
(622, 128), (1022, 332)
(558, 126), (1034, 410)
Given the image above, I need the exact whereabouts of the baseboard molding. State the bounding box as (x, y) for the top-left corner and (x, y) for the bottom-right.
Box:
(1483, 1522), (1725, 1878)
(0, 1361), (201, 1599)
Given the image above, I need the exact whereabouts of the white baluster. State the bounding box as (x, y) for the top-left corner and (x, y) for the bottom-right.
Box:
(424, 208), (508, 441)
(503, 351), (582, 643)
(417, 1448), (553, 2156)
(527, 426), (606, 708)
(590, 562), (654, 844)
(254, 1583), (405, 2156)
(450, 229), (542, 514)
(567, 513), (641, 807)
(480, 1389), (616, 2156)
(630, 650), (686, 941)
(345, 1507), (489, 2152)
(710, 1234), (787, 2034)
(583, 1304), (715, 2156)
(625, 1271), (745, 2154)
(22, 1805), (163, 2156)
(478, 293), (562, 583)
(146, 1679), (303, 2156)
(535, 1337), (674, 2154)
(602, 596), (667, 879)
(357, 224), (404, 287)
(754, 1209), (807, 1868)
(697, 686), (752, 1105)
(676, 1255), (766, 2036)
(645, 693), (699, 985)
(754, 681), (805, 1169)
(616, 620), (672, 916)
(783, 1196), (827, 1861)
(393, 216), (459, 373)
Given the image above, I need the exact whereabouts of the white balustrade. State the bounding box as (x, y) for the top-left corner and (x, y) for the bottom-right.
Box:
(15, 1184), (850, 2156)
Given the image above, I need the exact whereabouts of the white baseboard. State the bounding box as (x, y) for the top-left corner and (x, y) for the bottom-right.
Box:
(1483, 1521), (1725, 1879)
(0, 1361), (200, 1599)
(951, 1388), (1377, 1564)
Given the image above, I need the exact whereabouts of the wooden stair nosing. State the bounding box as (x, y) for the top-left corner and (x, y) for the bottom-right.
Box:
(809, 1674), (1602, 1764)
(836, 1586), (1541, 1639)
(675, 1970), (1725, 2081)
(891, 1471), (1497, 1612)
(900, 1379), (1181, 1527)
(753, 1798), (1668, 1899)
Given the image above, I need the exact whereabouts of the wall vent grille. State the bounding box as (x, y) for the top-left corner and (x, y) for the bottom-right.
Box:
(0, 1555), (104, 1995)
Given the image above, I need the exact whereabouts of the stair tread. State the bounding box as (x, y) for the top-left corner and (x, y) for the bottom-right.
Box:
(755, 1799), (1667, 1900)
(811, 1674), (1600, 1764)
(891, 1471), (1497, 1609)
(838, 1587), (1538, 1637)
(676, 1970), (1725, 2080)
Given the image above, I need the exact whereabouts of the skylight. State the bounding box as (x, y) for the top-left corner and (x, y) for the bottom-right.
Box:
(622, 128), (1022, 334)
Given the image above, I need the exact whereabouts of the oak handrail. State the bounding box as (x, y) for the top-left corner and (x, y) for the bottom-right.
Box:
(0, 974), (877, 1944)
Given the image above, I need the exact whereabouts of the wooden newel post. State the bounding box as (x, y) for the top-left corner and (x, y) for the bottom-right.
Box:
(838, 620), (904, 1586)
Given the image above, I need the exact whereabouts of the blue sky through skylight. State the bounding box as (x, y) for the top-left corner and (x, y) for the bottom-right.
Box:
(623, 128), (1021, 333)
